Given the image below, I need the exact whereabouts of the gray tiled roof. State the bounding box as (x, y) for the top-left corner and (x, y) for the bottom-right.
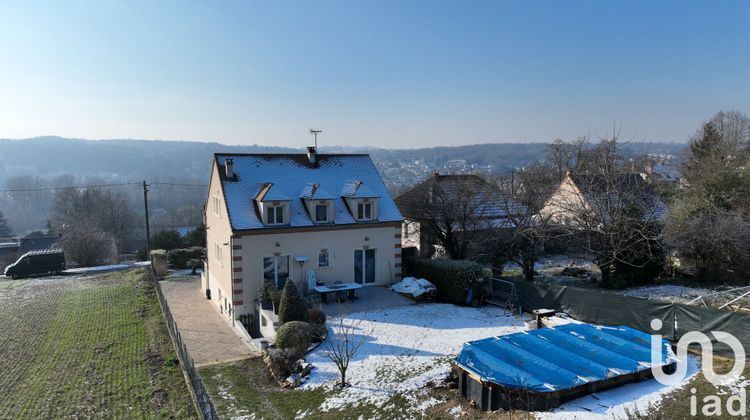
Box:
(215, 153), (402, 231)
(396, 174), (526, 221)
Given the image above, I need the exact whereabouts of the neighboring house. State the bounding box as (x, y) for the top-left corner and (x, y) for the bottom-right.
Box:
(642, 160), (682, 188)
(0, 242), (20, 261)
(202, 147), (403, 331)
(395, 172), (524, 258)
(539, 171), (667, 226)
(19, 236), (59, 254)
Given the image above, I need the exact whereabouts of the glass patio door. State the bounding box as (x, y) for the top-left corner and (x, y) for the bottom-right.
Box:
(263, 255), (290, 289)
(354, 249), (376, 284)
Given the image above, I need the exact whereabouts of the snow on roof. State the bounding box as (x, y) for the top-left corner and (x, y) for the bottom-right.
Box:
(215, 153), (402, 231)
(341, 180), (380, 198)
(300, 183), (335, 200)
(256, 183), (292, 201)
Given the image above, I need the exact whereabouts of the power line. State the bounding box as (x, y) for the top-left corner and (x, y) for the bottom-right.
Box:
(150, 182), (208, 188)
(0, 180), (208, 194)
(0, 182), (140, 193)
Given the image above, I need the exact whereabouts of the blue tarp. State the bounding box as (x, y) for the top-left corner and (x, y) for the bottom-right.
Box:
(454, 323), (676, 393)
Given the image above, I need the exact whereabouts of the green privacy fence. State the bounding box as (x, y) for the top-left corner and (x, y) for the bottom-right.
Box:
(516, 282), (750, 357)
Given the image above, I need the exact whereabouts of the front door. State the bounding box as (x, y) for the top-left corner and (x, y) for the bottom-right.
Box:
(354, 249), (376, 284)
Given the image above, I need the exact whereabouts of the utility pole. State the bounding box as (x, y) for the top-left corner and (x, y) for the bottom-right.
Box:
(309, 129), (322, 149)
(143, 181), (151, 257)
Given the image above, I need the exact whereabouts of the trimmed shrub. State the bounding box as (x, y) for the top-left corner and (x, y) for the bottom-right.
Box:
(150, 250), (168, 278)
(264, 347), (303, 381)
(408, 258), (487, 305)
(310, 323), (328, 342)
(278, 281), (308, 324)
(307, 308), (326, 325)
(166, 247), (205, 269)
(275, 321), (312, 352)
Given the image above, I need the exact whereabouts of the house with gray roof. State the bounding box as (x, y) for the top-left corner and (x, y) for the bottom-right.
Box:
(202, 147), (403, 333)
(395, 172), (525, 258)
(539, 171), (667, 226)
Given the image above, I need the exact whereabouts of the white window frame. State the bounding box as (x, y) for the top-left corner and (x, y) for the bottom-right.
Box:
(212, 195), (221, 216)
(266, 205), (285, 225)
(318, 249), (330, 268)
(214, 242), (223, 267)
(357, 201), (373, 221)
(353, 248), (377, 284)
(314, 203), (328, 223)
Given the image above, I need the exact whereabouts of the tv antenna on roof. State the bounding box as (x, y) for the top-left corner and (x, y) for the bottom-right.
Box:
(309, 129), (322, 149)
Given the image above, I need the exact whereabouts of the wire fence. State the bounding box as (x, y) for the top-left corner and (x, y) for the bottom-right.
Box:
(152, 274), (218, 420)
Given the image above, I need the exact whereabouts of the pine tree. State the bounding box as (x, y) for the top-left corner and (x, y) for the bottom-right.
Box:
(0, 211), (12, 238)
(278, 281), (308, 325)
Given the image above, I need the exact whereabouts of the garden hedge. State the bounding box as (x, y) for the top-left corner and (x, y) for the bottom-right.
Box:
(406, 258), (488, 305)
(166, 247), (205, 269)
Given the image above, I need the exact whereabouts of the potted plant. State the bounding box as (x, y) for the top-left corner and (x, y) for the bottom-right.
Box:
(259, 280), (277, 311)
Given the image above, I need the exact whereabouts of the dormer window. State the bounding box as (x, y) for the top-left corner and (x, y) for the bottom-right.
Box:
(266, 205), (284, 225)
(357, 201), (373, 221)
(315, 204), (329, 222)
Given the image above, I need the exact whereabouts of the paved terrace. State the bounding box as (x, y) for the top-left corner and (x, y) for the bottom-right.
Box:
(313, 284), (416, 315)
(159, 275), (256, 367)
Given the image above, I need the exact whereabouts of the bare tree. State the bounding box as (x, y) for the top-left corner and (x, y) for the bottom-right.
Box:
(480, 164), (559, 281)
(548, 137), (588, 182)
(540, 138), (666, 287)
(396, 174), (505, 259)
(51, 185), (138, 264)
(324, 315), (370, 388)
(58, 223), (117, 267)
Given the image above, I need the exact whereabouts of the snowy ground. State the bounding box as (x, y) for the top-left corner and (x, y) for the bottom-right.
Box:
(299, 304), (526, 413)
(619, 284), (713, 304)
(505, 254), (595, 272)
(535, 356), (700, 419)
(65, 261), (150, 274)
(298, 302), (704, 419)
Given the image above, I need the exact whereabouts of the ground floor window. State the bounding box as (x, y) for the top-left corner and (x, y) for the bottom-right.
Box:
(263, 255), (290, 289)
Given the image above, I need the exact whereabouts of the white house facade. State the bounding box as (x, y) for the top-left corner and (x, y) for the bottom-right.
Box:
(202, 148), (403, 331)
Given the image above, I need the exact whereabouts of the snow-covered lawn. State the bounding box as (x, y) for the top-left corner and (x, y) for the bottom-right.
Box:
(536, 356), (700, 419)
(297, 302), (703, 419)
(300, 304), (525, 412)
(619, 285), (713, 304)
(65, 261), (150, 274)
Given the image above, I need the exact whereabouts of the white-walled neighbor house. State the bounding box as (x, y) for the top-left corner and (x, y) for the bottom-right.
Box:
(201, 147), (403, 335)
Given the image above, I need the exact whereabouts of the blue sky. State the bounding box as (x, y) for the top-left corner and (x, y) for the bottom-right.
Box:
(1, 1), (748, 148)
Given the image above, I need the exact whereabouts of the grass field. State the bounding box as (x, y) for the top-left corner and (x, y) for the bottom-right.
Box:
(629, 357), (750, 419)
(200, 357), (425, 420)
(0, 269), (196, 419)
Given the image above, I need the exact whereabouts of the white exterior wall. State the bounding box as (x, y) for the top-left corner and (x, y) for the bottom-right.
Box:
(204, 162), (236, 321)
(538, 175), (590, 225)
(232, 223), (402, 315)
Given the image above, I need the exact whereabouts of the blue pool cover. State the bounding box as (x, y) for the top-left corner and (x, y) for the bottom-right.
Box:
(454, 323), (677, 393)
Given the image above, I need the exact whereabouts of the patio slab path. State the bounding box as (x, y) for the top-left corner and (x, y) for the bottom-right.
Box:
(159, 275), (256, 367)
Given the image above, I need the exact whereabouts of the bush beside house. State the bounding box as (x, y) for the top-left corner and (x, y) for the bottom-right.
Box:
(406, 258), (488, 305)
(275, 321), (313, 352)
(278, 281), (308, 324)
